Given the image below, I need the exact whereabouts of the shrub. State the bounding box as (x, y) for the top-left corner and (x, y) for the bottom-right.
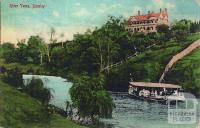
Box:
(1, 64), (23, 87)
(24, 78), (51, 104)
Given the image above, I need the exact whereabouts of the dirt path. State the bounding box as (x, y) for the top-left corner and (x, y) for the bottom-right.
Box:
(159, 39), (200, 83)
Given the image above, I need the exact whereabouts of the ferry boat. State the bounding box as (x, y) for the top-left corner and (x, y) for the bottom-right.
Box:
(128, 82), (185, 103)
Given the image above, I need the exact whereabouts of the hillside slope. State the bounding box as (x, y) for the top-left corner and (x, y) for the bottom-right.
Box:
(0, 81), (86, 128)
(107, 34), (200, 95)
(159, 39), (200, 82)
(165, 47), (200, 95)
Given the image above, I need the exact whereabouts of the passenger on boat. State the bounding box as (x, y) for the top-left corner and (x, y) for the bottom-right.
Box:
(155, 90), (158, 97)
(151, 90), (155, 96)
(139, 89), (150, 97)
(173, 90), (178, 95)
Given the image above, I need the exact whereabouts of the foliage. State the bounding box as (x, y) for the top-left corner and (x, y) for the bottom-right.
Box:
(165, 48), (200, 96)
(107, 42), (183, 90)
(24, 78), (51, 104)
(0, 81), (87, 128)
(0, 63), (23, 87)
(157, 24), (170, 33)
(1, 17), (200, 115)
(190, 20), (200, 33)
(70, 74), (114, 119)
(0, 43), (16, 63)
(171, 19), (191, 41)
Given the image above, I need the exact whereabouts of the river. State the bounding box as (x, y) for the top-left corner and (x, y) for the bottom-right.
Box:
(101, 93), (200, 128)
(23, 75), (200, 128)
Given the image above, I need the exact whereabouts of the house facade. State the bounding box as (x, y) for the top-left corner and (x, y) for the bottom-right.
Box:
(128, 8), (168, 33)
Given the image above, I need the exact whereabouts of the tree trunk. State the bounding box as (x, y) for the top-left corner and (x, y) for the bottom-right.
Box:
(98, 39), (103, 72)
(46, 46), (51, 62)
(40, 51), (43, 65)
(107, 42), (110, 74)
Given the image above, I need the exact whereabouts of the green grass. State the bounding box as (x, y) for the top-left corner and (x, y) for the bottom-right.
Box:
(108, 33), (200, 95)
(186, 33), (200, 42)
(165, 48), (200, 95)
(0, 81), (87, 128)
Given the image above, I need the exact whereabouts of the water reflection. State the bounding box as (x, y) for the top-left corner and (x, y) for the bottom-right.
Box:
(100, 93), (200, 128)
(23, 75), (72, 110)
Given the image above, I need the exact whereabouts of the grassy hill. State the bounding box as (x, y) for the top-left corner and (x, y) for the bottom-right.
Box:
(107, 33), (200, 95)
(0, 81), (87, 128)
(165, 47), (200, 95)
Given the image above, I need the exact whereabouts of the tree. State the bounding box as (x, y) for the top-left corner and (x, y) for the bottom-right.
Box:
(27, 36), (47, 65)
(46, 27), (57, 63)
(15, 41), (28, 64)
(70, 74), (114, 121)
(171, 20), (191, 41)
(1, 63), (23, 87)
(0, 42), (16, 63)
(60, 33), (65, 48)
(157, 24), (169, 33)
(24, 78), (51, 104)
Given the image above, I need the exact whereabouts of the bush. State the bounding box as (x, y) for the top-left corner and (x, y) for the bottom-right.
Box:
(24, 78), (51, 104)
(1, 64), (23, 87)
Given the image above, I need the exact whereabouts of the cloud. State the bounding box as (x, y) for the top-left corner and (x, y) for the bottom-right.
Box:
(73, 8), (90, 16)
(196, 0), (200, 6)
(53, 10), (60, 18)
(96, 3), (122, 14)
(147, 0), (175, 11)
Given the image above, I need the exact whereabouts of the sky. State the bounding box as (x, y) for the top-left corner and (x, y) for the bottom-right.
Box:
(1, 0), (200, 44)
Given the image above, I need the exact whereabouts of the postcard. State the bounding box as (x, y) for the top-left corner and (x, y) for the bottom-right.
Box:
(0, 0), (200, 128)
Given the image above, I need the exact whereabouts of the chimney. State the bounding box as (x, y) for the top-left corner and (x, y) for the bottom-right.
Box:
(160, 8), (162, 13)
(138, 10), (140, 15)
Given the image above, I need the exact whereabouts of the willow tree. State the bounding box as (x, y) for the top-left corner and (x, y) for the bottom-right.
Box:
(70, 74), (114, 121)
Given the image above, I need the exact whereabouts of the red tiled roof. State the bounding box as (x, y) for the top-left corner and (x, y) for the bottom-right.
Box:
(129, 12), (168, 21)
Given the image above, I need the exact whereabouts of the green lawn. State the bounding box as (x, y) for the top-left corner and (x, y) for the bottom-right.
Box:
(0, 81), (87, 128)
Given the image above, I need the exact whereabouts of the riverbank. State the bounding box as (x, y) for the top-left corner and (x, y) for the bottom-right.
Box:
(0, 80), (87, 128)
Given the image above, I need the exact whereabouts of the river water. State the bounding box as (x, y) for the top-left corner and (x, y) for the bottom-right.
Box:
(101, 93), (200, 128)
(23, 75), (200, 128)
(23, 75), (72, 109)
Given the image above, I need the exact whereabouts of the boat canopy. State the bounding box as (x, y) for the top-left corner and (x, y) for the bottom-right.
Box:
(129, 82), (182, 89)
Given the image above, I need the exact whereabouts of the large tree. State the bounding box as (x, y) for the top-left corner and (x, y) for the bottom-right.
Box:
(70, 74), (114, 121)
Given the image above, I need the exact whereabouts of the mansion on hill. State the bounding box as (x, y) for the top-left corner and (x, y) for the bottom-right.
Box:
(128, 8), (169, 33)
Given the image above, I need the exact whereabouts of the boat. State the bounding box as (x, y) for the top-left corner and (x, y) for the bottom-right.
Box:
(128, 82), (185, 103)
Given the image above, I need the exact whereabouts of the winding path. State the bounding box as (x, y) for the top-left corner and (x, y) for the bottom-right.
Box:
(159, 39), (200, 83)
